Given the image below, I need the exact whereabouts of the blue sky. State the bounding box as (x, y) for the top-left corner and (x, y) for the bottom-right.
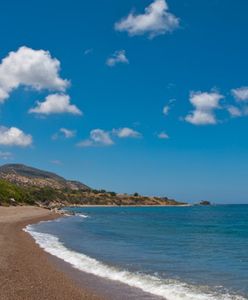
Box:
(0, 0), (248, 203)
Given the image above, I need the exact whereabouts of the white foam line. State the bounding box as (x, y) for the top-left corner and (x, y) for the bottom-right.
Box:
(24, 226), (246, 300)
(76, 213), (89, 218)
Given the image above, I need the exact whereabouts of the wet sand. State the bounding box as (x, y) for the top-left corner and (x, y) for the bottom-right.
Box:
(0, 206), (102, 300)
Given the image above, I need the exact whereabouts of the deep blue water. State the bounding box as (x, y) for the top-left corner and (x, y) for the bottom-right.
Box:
(28, 205), (248, 299)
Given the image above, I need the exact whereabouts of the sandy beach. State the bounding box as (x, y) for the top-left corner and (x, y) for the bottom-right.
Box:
(0, 206), (102, 300)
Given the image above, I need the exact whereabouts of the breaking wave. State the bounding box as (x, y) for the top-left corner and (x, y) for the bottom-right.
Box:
(24, 225), (245, 300)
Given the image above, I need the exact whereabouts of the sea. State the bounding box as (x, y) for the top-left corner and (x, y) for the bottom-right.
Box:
(25, 205), (248, 300)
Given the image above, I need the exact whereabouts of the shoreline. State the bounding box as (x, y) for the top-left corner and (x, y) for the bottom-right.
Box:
(62, 204), (192, 208)
(1, 205), (243, 300)
(0, 206), (163, 300)
(0, 206), (103, 300)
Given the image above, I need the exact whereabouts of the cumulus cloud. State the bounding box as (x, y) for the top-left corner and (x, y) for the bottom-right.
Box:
(29, 94), (82, 115)
(60, 128), (76, 138)
(106, 50), (129, 67)
(0, 126), (32, 147)
(227, 105), (242, 118)
(226, 103), (248, 118)
(162, 105), (170, 115)
(185, 91), (223, 125)
(225, 87), (248, 118)
(231, 86), (248, 101)
(113, 127), (141, 138)
(0, 46), (69, 102)
(162, 99), (175, 116)
(231, 87), (248, 102)
(78, 129), (114, 147)
(186, 111), (217, 125)
(158, 131), (169, 139)
(52, 128), (76, 140)
(115, 0), (179, 38)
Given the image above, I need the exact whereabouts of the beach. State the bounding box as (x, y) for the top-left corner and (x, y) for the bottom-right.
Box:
(0, 206), (102, 300)
(1, 205), (247, 300)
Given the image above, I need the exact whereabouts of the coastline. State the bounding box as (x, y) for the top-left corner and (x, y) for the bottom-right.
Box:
(0, 206), (163, 300)
(1, 205), (245, 300)
(0, 206), (103, 300)
(63, 204), (192, 208)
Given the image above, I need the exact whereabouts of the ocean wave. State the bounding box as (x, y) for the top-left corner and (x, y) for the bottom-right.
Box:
(75, 213), (89, 218)
(24, 226), (245, 300)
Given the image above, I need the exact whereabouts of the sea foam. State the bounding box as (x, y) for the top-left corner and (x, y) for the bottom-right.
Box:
(75, 213), (89, 218)
(24, 225), (245, 300)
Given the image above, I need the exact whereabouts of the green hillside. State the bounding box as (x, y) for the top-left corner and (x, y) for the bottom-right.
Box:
(0, 180), (35, 205)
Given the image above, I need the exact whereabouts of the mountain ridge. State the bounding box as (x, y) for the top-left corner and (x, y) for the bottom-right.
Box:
(0, 164), (90, 191)
(0, 163), (186, 207)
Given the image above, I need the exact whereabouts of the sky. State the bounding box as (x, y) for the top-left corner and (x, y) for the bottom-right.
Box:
(0, 0), (248, 203)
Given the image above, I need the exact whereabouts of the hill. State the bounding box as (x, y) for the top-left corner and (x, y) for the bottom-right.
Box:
(0, 164), (186, 207)
(0, 164), (90, 190)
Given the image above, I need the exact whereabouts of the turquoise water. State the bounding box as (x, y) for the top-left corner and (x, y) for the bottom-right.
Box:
(27, 205), (248, 299)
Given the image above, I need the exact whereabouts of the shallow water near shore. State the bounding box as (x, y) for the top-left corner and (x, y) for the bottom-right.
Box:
(26, 205), (248, 300)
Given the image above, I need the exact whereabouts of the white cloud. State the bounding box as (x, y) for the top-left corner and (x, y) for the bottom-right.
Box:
(78, 129), (114, 147)
(158, 131), (169, 139)
(186, 111), (217, 125)
(29, 94), (82, 115)
(52, 127), (76, 140)
(163, 105), (170, 115)
(113, 127), (141, 138)
(90, 129), (114, 145)
(60, 128), (76, 138)
(162, 99), (175, 116)
(227, 87), (248, 118)
(231, 87), (248, 102)
(106, 50), (129, 67)
(78, 127), (143, 147)
(115, 0), (179, 38)
(0, 151), (13, 160)
(0, 126), (32, 147)
(0, 46), (69, 102)
(227, 105), (242, 117)
(185, 91), (223, 125)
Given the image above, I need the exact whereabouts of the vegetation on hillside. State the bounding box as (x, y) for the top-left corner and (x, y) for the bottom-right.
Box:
(0, 180), (35, 206)
(0, 179), (185, 207)
(0, 164), (186, 207)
